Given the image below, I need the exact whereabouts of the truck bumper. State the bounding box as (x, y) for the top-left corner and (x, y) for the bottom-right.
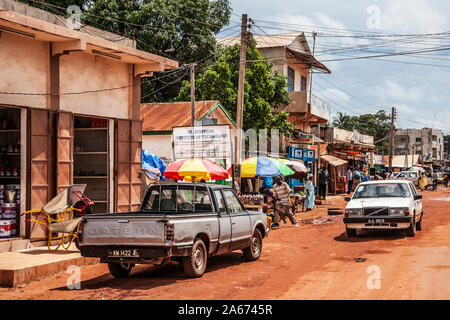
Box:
(344, 216), (413, 230)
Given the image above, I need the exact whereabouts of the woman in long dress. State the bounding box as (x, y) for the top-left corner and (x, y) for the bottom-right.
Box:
(418, 172), (427, 191)
(304, 174), (315, 211)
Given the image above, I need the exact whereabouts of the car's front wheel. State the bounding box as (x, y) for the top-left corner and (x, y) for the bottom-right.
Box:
(243, 229), (263, 261)
(346, 227), (357, 237)
(108, 262), (134, 278)
(183, 239), (207, 278)
(406, 216), (416, 237)
(416, 213), (423, 231)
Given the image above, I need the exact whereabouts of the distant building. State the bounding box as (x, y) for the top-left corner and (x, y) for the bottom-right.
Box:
(394, 128), (445, 163)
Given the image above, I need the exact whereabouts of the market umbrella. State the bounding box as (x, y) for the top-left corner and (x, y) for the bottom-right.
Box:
(164, 158), (229, 181)
(228, 157), (294, 178)
(278, 158), (308, 179)
(408, 166), (425, 172)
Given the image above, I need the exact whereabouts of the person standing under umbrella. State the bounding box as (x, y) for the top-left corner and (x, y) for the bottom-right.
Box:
(272, 176), (298, 227)
(304, 174), (315, 211)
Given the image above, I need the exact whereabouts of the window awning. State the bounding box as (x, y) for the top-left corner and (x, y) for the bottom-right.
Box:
(320, 154), (348, 167)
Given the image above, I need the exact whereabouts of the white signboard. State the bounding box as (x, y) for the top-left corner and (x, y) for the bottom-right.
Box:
(173, 125), (232, 160)
(311, 94), (331, 121)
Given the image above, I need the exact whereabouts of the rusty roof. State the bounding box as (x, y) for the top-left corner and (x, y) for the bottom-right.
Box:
(141, 101), (235, 132)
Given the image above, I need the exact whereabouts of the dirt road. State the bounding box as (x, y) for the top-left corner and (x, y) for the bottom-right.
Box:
(1, 188), (450, 300)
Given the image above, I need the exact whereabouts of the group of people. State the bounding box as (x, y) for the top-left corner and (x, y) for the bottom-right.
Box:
(346, 167), (371, 194)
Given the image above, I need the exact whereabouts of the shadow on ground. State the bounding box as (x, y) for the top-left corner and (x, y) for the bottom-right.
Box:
(334, 230), (407, 242)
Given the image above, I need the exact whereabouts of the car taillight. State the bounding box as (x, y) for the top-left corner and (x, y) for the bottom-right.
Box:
(165, 223), (174, 242)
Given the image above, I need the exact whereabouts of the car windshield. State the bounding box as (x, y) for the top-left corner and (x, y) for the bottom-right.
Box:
(353, 183), (411, 199)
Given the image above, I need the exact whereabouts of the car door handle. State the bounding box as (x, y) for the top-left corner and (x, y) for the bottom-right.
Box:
(232, 221), (237, 225)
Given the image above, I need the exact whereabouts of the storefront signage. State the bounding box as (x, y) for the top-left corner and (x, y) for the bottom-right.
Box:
(311, 95), (331, 121)
(291, 131), (314, 144)
(172, 125), (232, 160)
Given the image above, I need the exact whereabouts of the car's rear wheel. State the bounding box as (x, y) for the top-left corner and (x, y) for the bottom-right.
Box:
(183, 239), (207, 278)
(346, 227), (357, 237)
(108, 262), (133, 278)
(243, 229), (263, 261)
(406, 216), (416, 237)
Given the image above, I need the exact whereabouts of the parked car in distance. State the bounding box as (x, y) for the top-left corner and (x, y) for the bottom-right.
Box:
(78, 183), (269, 278)
(395, 171), (419, 186)
(343, 180), (423, 237)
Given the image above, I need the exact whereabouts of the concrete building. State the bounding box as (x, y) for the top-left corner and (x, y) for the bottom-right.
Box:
(217, 33), (332, 133)
(0, 0), (177, 246)
(394, 128), (445, 163)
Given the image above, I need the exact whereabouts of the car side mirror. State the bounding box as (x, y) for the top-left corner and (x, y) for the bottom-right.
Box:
(344, 197), (351, 202)
(414, 195), (422, 200)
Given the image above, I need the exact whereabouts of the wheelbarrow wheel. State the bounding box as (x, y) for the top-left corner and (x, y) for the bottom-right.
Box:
(73, 201), (93, 217)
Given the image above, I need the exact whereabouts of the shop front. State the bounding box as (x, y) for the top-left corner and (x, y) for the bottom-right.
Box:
(0, 3), (178, 244)
(287, 145), (315, 189)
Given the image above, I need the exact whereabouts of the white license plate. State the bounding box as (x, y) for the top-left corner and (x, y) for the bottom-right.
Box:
(368, 219), (385, 224)
(108, 249), (139, 257)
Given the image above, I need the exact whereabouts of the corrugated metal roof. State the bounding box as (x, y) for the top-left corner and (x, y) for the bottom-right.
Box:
(141, 101), (234, 132)
(321, 154), (348, 167)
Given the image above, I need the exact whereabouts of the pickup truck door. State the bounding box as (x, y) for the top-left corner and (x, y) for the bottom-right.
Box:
(223, 189), (252, 250)
(213, 189), (232, 254)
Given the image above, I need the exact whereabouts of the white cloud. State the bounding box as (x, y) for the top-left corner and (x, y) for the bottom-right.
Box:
(375, 80), (426, 103)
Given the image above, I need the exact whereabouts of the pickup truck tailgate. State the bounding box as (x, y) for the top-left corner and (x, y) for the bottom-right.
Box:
(81, 214), (165, 246)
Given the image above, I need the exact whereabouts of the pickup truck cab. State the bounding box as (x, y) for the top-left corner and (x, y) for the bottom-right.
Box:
(395, 171), (419, 186)
(79, 183), (269, 278)
(343, 180), (423, 237)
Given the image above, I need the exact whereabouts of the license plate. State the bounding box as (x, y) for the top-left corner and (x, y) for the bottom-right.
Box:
(108, 249), (139, 257)
(368, 219), (385, 224)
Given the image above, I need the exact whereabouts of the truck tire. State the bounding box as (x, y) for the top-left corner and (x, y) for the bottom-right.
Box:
(416, 213), (423, 231)
(346, 227), (357, 237)
(243, 229), (262, 261)
(108, 262), (133, 278)
(406, 217), (416, 237)
(183, 239), (207, 278)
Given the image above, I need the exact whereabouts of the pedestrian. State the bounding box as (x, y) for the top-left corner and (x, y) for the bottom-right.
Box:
(380, 169), (387, 180)
(304, 174), (315, 212)
(272, 176), (298, 228)
(347, 167), (353, 194)
(432, 171), (438, 191)
(318, 166), (331, 200)
(418, 172), (427, 191)
(352, 169), (361, 191)
(444, 172), (449, 187)
(361, 171), (371, 182)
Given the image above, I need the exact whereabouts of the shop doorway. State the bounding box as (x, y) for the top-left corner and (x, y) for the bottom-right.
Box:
(73, 116), (110, 213)
(0, 106), (23, 239)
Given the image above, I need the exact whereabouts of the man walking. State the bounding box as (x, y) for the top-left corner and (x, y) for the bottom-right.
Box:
(272, 176), (298, 228)
(318, 166), (330, 200)
(347, 167), (353, 194)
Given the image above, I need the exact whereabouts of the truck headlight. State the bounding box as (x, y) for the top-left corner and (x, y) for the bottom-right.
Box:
(345, 208), (362, 217)
(390, 207), (409, 216)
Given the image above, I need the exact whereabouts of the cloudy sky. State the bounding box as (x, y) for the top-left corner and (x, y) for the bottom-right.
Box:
(228, 0), (450, 134)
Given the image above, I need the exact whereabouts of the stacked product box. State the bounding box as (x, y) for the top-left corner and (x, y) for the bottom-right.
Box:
(0, 184), (19, 238)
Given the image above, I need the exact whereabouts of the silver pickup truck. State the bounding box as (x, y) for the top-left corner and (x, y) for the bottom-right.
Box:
(79, 183), (269, 278)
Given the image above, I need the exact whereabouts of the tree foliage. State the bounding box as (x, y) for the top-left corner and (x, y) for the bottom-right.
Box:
(332, 110), (392, 154)
(20, 0), (232, 102)
(175, 39), (294, 135)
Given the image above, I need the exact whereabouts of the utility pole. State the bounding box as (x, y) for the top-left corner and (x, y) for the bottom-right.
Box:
(190, 63), (197, 126)
(388, 107), (396, 173)
(233, 13), (249, 190)
(310, 31), (320, 187)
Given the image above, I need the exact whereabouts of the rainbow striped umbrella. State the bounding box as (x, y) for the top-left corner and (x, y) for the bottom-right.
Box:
(228, 157), (294, 178)
(164, 158), (229, 181)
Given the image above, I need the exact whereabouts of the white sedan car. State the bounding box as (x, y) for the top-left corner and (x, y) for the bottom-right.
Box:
(343, 180), (423, 237)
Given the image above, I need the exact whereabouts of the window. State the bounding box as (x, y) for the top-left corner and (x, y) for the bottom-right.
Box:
(214, 190), (227, 214)
(287, 67), (295, 92)
(144, 188), (160, 212)
(301, 75), (307, 91)
(223, 190), (244, 214)
(416, 137), (421, 143)
(353, 183), (411, 199)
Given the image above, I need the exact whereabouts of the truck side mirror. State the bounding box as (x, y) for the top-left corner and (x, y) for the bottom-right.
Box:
(414, 195), (422, 200)
(344, 197), (351, 202)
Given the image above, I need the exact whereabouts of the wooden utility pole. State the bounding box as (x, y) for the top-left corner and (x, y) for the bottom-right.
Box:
(190, 63), (197, 126)
(388, 107), (396, 173)
(234, 13), (249, 190)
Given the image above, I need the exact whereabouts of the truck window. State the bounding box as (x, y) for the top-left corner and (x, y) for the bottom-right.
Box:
(143, 188), (160, 212)
(214, 190), (227, 214)
(177, 186), (213, 213)
(223, 190), (245, 214)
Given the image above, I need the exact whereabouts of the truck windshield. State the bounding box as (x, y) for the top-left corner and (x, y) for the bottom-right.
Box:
(143, 185), (213, 213)
(353, 183), (411, 199)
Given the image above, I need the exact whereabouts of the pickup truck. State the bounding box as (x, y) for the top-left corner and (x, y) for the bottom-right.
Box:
(78, 183), (269, 278)
(343, 180), (423, 238)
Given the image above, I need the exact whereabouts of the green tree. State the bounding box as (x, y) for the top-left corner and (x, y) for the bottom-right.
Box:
(20, 0), (232, 102)
(332, 110), (392, 154)
(175, 40), (294, 135)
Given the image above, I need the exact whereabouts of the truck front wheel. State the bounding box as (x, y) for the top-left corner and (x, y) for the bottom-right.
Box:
(243, 229), (262, 261)
(183, 239), (207, 278)
(108, 262), (133, 278)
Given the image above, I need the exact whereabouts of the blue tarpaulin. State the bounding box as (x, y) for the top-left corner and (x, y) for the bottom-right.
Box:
(142, 149), (166, 180)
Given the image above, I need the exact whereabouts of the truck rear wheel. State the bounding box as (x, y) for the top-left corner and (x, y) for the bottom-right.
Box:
(183, 239), (207, 278)
(108, 262), (133, 278)
(243, 229), (262, 261)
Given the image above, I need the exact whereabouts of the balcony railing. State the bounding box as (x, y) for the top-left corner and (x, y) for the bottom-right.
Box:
(281, 92), (330, 122)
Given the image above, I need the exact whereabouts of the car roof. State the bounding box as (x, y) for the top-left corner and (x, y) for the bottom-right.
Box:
(359, 180), (412, 186)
